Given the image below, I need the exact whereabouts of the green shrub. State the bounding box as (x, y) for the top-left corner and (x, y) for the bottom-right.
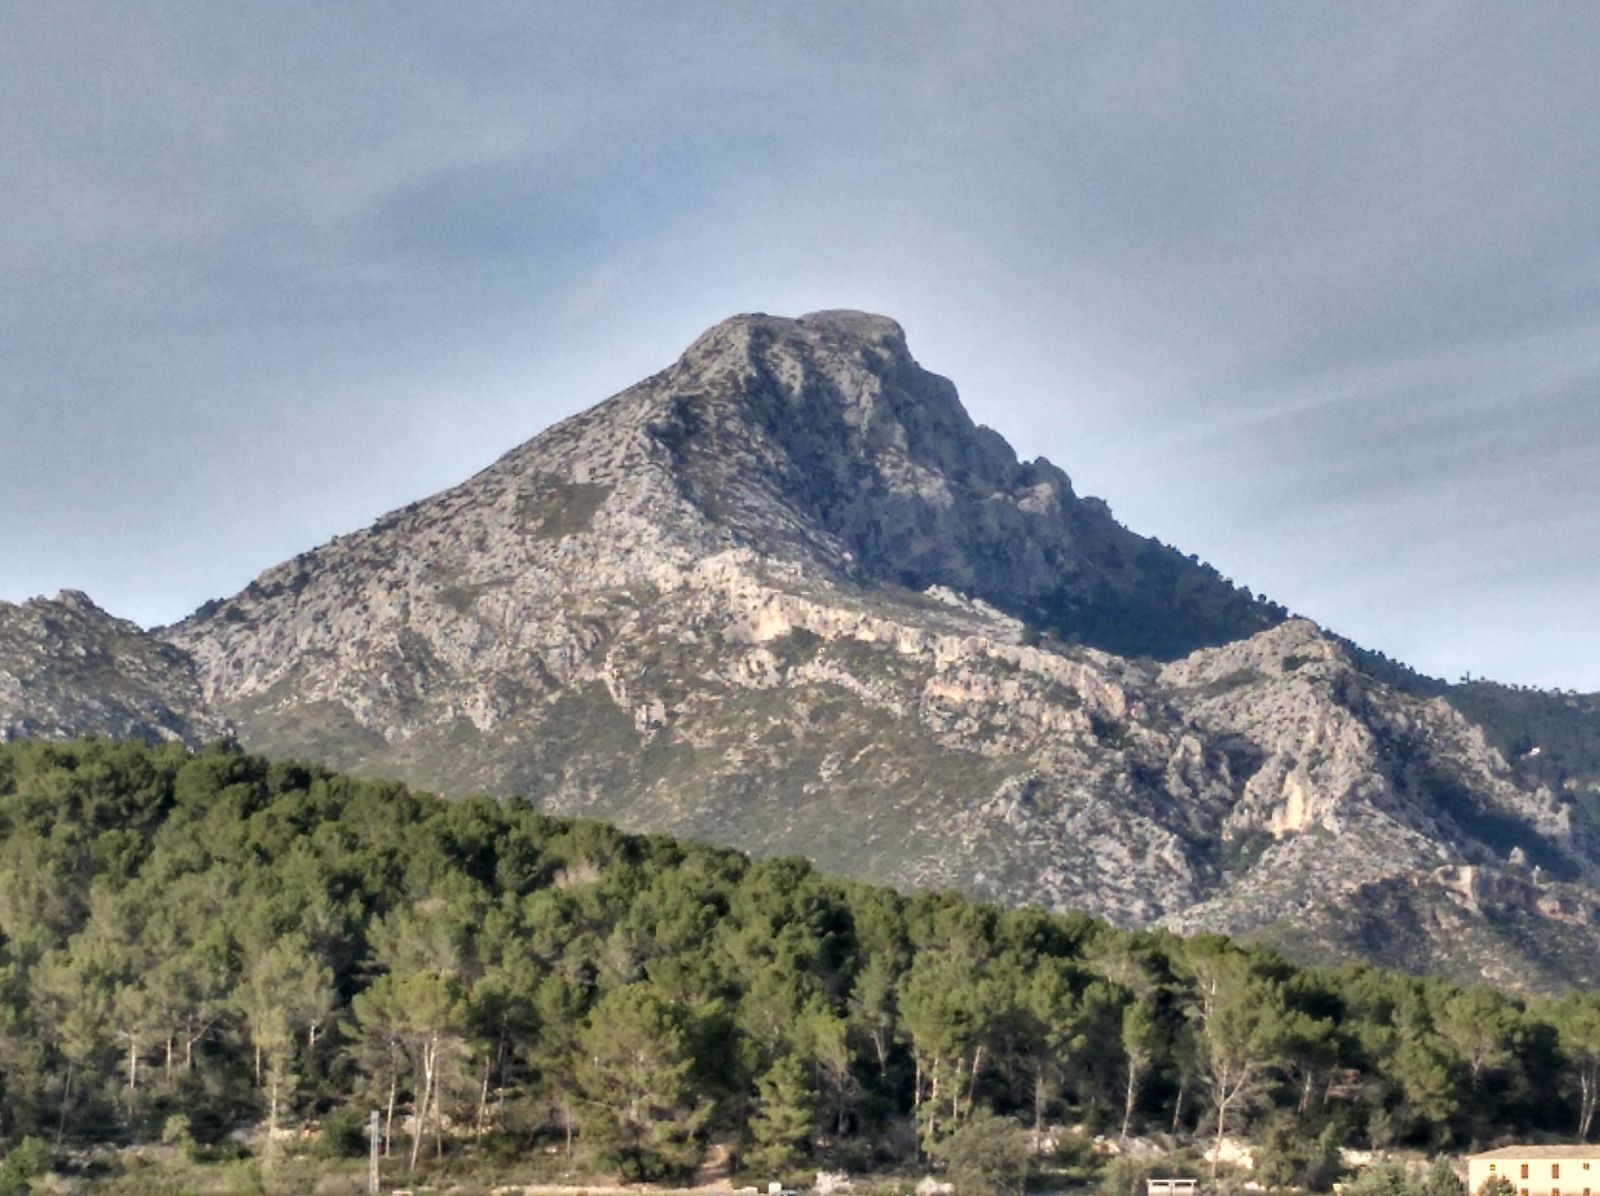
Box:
(1099, 1155), (1200, 1196)
(161, 1112), (198, 1161)
(1254, 1118), (1342, 1191)
(0, 1137), (54, 1196)
(316, 1107), (371, 1160)
(1347, 1162), (1416, 1196)
(931, 1111), (1031, 1196)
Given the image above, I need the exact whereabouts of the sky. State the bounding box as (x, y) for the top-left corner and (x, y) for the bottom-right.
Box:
(2, 2), (1598, 690)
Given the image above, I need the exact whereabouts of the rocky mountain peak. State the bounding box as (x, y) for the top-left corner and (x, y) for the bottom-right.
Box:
(50, 588), (104, 613)
(642, 310), (1280, 659)
(797, 308), (909, 342)
(0, 591), (225, 746)
(162, 312), (1284, 766)
(668, 308), (983, 477)
(682, 309), (909, 364)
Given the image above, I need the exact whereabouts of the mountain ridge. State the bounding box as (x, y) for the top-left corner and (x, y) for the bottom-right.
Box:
(4, 310), (1599, 991)
(0, 589), (226, 746)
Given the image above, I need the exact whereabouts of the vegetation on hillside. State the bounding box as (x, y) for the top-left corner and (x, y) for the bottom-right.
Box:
(1346, 641), (1600, 784)
(1, 739), (1599, 1188)
(1447, 682), (1600, 793)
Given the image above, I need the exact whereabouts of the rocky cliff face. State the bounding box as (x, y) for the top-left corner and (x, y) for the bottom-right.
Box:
(0, 591), (226, 746)
(169, 311), (1275, 731)
(648, 313), (1278, 658)
(12, 310), (1600, 990)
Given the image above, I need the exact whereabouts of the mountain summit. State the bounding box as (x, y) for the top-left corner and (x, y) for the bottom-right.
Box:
(641, 312), (1280, 658)
(6, 311), (1600, 989)
(169, 310), (1280, 790)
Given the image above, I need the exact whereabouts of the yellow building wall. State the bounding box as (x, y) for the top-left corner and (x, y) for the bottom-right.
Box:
(1468, 1157), (1600, 1196)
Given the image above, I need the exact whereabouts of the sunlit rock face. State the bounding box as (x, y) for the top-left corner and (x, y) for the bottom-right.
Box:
(0, 590), (226, 746)
(11, 311), (1600, 990)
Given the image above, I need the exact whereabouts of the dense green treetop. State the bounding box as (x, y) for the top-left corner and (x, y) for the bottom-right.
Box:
(0, 738), (1595, 1183)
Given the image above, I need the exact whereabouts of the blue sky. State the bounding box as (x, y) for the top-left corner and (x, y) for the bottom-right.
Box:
(3, 3), (1598, 689)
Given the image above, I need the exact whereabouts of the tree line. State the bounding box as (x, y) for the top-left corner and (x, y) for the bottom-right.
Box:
(1, 738), (1599, 1184)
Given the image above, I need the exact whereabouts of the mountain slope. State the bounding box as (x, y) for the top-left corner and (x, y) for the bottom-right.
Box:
(0, 590), (226, 746)
(147, 310), (1600, 990)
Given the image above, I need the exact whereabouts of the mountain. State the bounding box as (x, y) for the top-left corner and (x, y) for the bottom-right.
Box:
(8, 310), (1600, 990)
(0, 590), (225, 746)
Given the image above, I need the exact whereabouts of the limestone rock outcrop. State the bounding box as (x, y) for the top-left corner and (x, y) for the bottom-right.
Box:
(0, 591), (226, 746)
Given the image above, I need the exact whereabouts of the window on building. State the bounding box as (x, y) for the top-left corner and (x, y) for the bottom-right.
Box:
(1524, 1166), (1532, 1180)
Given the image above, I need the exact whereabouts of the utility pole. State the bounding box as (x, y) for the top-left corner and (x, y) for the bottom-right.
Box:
(369, 1108), (381, 1195)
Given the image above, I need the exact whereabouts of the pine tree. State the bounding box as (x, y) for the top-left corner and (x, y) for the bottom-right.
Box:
(745, 1054), (817, 1176)
(576, 983), (711, 1181)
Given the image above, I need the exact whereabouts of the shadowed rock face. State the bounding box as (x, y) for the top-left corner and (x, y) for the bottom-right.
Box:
(649, 312), (1280, 658)
(10, 311), (1600, 990)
